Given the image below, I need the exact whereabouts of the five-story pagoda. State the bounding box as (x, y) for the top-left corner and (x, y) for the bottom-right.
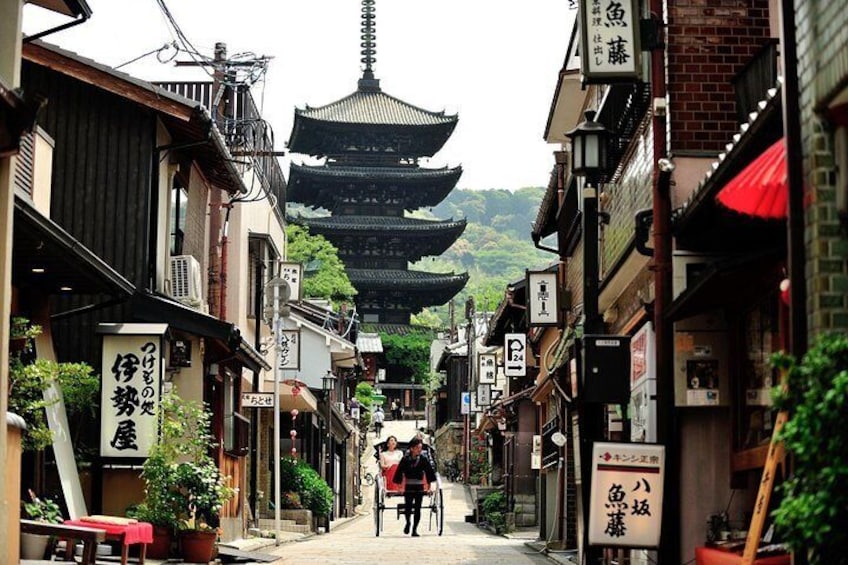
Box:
(287, 0), (468, 325)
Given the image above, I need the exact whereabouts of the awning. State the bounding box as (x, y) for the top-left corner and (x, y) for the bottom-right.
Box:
(717, 139), (787, 218)
(666, 252), (783, 321)
(277, 379), (319, 412)
(132, 291), (270, 373)
(13, 195), (135, 296)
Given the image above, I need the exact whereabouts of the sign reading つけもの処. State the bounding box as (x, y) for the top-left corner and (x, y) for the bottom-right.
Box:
(98, 324), (167, 459)
(579, 0), (641, 83)
(589, 442), (665, 548)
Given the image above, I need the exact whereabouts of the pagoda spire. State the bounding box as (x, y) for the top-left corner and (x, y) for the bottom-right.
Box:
(358, 0), (381, 91)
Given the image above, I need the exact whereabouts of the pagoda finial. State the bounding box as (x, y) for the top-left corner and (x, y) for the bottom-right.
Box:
(358, 0), (381, 91)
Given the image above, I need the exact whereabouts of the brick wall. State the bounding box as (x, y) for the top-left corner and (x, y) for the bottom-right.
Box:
(795, 1), (848, 334)
(667, 0), (772, 154)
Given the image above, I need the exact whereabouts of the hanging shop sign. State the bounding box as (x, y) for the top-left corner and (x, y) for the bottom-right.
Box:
(589, 442), (665, 548)
(477, 383), (492, 406)
(98, 324), (167, 459)
(527, 270), (559, 326)
(461, 391), (471, 415)
(242, 392), (276, 408)
(504, 333), (527, 377)
(578, 0), (642, 83)
(531, 434), (542, 470)
(279, 261), (303, 301)
(278, 328), (301, 370)
(478, 353), (497, 384)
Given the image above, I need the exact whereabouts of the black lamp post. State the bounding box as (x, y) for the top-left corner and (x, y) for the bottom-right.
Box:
(566, 110), (608, 564)
(322, 369), (337, 531)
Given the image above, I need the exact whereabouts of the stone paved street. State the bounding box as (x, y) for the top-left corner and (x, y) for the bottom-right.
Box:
(262, 418), (550, 565)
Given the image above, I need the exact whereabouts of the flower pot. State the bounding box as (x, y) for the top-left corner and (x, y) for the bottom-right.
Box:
(147, 525), (173, 560)
(179, 529), (217, 563)
(20, 532), (51, 560)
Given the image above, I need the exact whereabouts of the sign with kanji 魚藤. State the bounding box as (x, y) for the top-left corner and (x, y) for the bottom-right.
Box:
(589, 442), (665, 548)
(278, 329), (301, 370)
(504, 333), (526, 377)
(579, 0), (642, 83)
(527, 270), (559, 326)
(478, 353), (496, 384)
(279, 262), (303, 301)
(100, 327), (166, 458)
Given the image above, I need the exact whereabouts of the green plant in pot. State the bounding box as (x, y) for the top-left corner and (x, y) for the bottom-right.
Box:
(140, 391), (233, 563)
(21, 489), (64, 559)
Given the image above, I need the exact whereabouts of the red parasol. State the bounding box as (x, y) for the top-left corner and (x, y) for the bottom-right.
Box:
(716, 139), (787, 219)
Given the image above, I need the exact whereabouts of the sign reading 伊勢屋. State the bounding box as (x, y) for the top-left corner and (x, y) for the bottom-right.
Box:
(99, 325), (167, 459)
(589, 442), (665, 548)
(579, 0), (642, 83)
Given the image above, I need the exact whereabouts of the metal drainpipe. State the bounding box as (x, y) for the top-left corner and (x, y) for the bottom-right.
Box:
(650, 1), (680, 562)
(220, 202), (232, 320)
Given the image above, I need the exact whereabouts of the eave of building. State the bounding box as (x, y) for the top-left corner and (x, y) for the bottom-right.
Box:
(348, 268), (469, 290)
(291, 214), (467, 234)
(543, 22), (586, 144)
(293, 87), (457, 127)
(22, 40), (247, 195)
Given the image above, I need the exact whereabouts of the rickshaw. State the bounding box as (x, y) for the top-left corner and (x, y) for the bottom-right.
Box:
(371, 438), (445, 536)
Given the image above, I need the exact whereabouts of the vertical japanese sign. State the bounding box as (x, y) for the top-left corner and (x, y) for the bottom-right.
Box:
(527, 270), (559, 326)
(589, 442), (665, 548)
(504, 333), (526, 377)
(100, 329), (165, 458)
(279, 261), (303, 302)
(579, 0), (641, 83)
(278, 329), (301, 370)
(478, 353), (497, 384)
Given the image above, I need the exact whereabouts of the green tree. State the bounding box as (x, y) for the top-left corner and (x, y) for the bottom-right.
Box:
(285, 224), (356, 306)
(381, 331), (434, 384)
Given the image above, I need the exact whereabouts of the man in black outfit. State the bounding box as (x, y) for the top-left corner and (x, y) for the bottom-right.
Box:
(392, 437), (437, 536)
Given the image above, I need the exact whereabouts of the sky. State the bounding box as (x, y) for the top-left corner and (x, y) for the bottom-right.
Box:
(23, 1), (577, 191)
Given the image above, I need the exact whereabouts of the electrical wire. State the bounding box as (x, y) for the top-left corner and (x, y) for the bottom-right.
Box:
(115, 41), (177, 69)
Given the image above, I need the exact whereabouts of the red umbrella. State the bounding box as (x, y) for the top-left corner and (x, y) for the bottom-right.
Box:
(716, 138), (787, 219)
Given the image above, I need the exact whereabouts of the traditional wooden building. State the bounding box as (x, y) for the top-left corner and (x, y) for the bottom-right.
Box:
(286, 1), (468, 326)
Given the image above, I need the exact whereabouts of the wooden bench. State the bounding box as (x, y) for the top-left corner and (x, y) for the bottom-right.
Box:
(20, 519), (107, 564)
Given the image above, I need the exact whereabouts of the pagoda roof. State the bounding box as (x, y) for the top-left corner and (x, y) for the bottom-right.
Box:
(291, 214), (466, 234)
(287, 163), (461, 209)
(349, 268), (469, 306)
(288, 87), (459, 158)
(294, 89), (457, 127)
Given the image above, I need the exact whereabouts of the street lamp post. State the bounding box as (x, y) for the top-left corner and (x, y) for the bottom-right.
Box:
(264, 277), (290, 546)
(566, 110), (609, 564)
(322, 369), (337, 532)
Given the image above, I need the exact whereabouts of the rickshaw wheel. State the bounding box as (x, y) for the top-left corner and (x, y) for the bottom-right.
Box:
(373, 482), (382, 536)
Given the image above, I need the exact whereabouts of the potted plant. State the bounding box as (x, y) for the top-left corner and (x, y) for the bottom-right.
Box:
(139, 391), (233, 563)
(21, 489), (63, 559)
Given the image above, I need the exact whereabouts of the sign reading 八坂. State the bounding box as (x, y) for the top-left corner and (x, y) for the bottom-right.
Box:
(589, 442), (665, 548)
(99, 324), (167, 458)
(579, 0), (641, 83)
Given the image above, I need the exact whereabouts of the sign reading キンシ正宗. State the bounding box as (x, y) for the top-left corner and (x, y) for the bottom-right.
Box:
(98, 324), (167, 459)
(589, 442), (665, 548)
(579, 0), (641, 83)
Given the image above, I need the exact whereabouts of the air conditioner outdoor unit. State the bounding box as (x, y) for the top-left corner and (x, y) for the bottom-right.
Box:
(672, 251), (722, 300)
(170, 255), (203, 308)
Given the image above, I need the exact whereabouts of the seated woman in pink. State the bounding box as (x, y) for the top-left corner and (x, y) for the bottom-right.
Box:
(379, 435), (404, 489)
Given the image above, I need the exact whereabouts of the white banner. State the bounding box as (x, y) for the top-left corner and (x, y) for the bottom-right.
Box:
(100, 333), (163, 458)
(579, 0), (642, 82)
(504, 333), (526, 377)
(279, 262), (303, 301)
(527, 271), (558, 326)
(278, 329), (301, 370)
(478, 353), (496, 384)
(242, 392), (275, 408)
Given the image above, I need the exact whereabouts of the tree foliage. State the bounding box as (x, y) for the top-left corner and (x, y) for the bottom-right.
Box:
(285, 224), (356, 306)
(380, 331), (434, 384)
(771, 333), (848, 562)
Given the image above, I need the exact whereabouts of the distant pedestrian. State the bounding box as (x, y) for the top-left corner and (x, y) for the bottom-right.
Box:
(372, 406), (385, 438)
(390, 399), (398, 420)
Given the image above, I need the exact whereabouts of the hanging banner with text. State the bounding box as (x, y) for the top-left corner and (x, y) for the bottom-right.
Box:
(478, 353), (497, 384)
(278, 328), (301, 370)
(99, 326), (166, 458)
(578, 0), (642, 83)
(504, 333), (527, 377)
(589, 442), (665, 548)
(527, 270), (559, 326)
(279, 261), (303, 302)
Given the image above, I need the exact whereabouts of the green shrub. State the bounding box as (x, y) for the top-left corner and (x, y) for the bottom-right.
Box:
(279, 457), (333, 517)
(482, 490), (507, 533)
(771, 333), (848, 563)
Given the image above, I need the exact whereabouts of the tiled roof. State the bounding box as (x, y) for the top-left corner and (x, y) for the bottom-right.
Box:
(290, 163), (462, 180)
(348, 268), (469, 289)
(291, 214), (466, 233)
(296, 89), (457, 126)
(356, 332), (383, 353)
